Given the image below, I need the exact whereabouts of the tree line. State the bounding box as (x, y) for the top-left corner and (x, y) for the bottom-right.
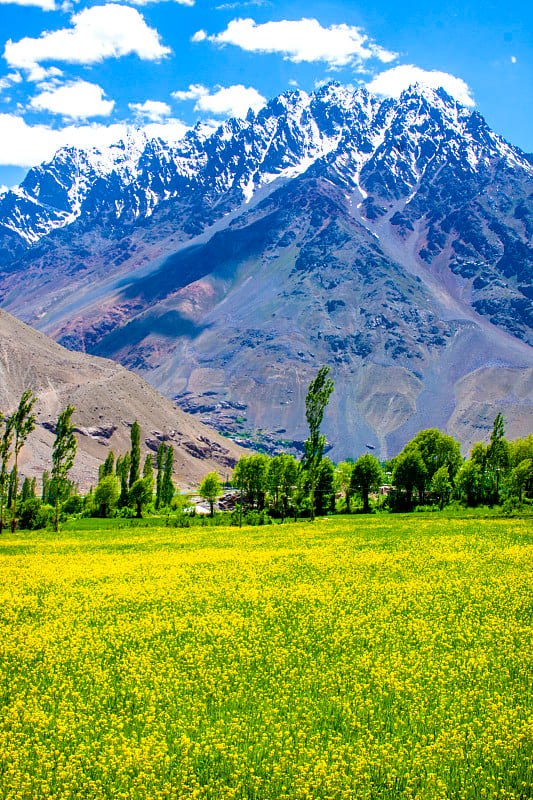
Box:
(2, 367), (533, 531)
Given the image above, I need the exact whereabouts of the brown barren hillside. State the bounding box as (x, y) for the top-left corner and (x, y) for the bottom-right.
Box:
(0, 308), (245, 491)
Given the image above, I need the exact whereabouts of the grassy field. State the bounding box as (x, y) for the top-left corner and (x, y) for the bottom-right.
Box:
(1, 516), (533, 799)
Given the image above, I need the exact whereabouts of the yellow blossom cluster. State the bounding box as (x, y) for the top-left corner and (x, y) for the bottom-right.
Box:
(0, 516), (532, 798)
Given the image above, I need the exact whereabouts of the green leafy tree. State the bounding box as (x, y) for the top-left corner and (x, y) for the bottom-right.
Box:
(509, 459), (532, 502)
(350, 454), (383, 513)
(10, 390), (37, 532)
(41, 470), (50, 504)
(335, 460), (354, 510)
(0, 413), (15, 534)
(302, 366), (334, 521)
(431, 465), (451, 509)
(94, 475), (119, 517)
(486, 413), (509, 503)
(100, 451), (115, 480)
(234, 454), (270, 509)
(405, 429), (462, 498)
(316, 457), (335, 515)
(392, 448), (427, 508)
(455, 459), (482, 506)
(156, 443), (165, 508)
(129, 477), (153, 518)
(51, 404), (77, 533)
(161, 445), (174, 507)
(21, 477), (31, 503)
(129, 420), (141, 489)
(199, 472), (222, 516)
(118, 452), (130, 508)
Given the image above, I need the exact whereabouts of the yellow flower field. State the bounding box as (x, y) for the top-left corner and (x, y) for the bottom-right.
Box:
(1, 515), (532, 799)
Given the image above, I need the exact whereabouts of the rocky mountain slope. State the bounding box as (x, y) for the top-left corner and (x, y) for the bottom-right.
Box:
(0, 309), (243, 490)
(1, 82), (533, 459)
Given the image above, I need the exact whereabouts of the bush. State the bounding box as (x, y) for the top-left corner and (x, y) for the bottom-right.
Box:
(62, 494), (84, 515)
(18, 499), (54, 530)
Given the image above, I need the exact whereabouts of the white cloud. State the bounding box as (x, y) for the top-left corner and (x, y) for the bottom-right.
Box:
(511, 56), (517, 64)
(30, 80), (114, 119)
(366, 65), (475, 107)
(143, 119), (188, 142)
(171, 83), (208, 101)
(129, 99), (172, 121)
(0, 0), (56, 10)
(4, 4), (170, 73)
(194, 17), (397, 67)
(173, 83), (266, 118)
(0, 72), (22, 91)
(0, 113), (188, 167)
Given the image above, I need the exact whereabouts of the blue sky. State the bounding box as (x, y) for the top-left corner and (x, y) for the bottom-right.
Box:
(0, 0), (531, 189)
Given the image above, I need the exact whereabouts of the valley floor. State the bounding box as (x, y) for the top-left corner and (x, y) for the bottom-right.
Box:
(1, 516), (532, 799)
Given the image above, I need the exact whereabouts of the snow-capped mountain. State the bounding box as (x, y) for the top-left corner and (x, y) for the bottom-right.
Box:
(1, 82), (533, 459)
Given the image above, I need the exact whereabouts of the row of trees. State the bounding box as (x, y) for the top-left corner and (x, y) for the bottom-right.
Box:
(229, 412), (533, 516)
(1, 391), (77, 533)
(3, 367), (533, 530)
(92, 424), (176, 517)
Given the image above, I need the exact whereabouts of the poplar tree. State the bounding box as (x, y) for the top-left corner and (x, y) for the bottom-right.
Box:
(0, 413), (15, 535)
(156, 443), (165, 509)
(10, 390), (36, 533)
(129, 420), (141, 488)
(118, 452), (130, 508)
(51, 404), (77, 533)
(302, 366), (334, 521)
(161, 445), (174, 507)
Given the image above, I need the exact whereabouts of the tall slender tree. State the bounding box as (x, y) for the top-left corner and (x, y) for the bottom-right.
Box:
(10, 390), (36, 533)
(51, 404), (77, 533)
(161, 445), (174, 507)
(156, 443), (165, 509)
(129, 420), (141, 489)
(0, 413), (15, 535)
(302, 366), (334, 521)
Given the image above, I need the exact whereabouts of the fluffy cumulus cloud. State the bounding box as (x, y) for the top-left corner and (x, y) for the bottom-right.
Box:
(367, 65), (475, 107)
(173, 83), (266, 118)
(30, 80), (115, 119)
(193, 18), (397, 67)
(0, 113), (188, 167)
(4, 4), (170, 74)
(0, 0), (56, 10)
(129, 99), (172, 121)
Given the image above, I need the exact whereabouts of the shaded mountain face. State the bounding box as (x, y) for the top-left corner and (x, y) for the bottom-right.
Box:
(0, 309), (244, 490)
(1, 82), (533, 459)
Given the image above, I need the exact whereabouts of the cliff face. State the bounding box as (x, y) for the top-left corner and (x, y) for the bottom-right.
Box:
(1, 83), (533, 459)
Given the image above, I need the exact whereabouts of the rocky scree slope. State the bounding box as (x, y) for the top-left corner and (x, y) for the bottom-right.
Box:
(1, 82), (533, 459)
(0, 308), (243, 490)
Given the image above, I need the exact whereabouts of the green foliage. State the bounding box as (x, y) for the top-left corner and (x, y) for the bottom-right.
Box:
(392, 447), (427, 508)
(431, 465), (452, 509)
(302, 365), (334, 520)
(0, 413), (15, 534)
(129, 420), (141, 489)
(156, 443), (165, 509)
(94, 475), (119, 518)
(51, 404), (77, 533)
(18, 498), (54, 530)
(316, 457), (335, 515)
(10, 390), (36, 532)
(161, 446), (174, 507)
(234, 454), (270, 510)
(349, 454), (383, 513)
(129, 477), (153, 518)
(199, 472), (222, 516)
